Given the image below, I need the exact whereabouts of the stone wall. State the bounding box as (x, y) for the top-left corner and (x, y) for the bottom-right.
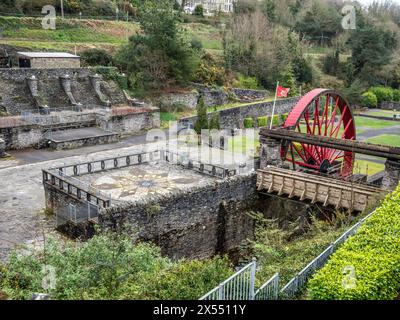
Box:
(49, 132), (119, 150)
(99, 172), (258, 260)
(232, 88), (268, 101)
(0, 68), (128, 115)
(154, 91), (199, 110)
(180, 97), (299, 129)
(379, 101), (400, 110)
(0, 108), (160, 150)
(97, 109), (160, 135)
(30, 58), (81, 69)
(0, 124), (42, 149)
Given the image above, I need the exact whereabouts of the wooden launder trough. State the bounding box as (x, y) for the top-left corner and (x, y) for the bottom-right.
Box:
(257, 167), (384, 212)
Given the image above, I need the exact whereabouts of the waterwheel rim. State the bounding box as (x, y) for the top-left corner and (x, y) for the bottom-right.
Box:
(282, 89), (356, 177)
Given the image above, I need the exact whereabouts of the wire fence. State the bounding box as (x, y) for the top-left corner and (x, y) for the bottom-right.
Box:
(199, 211), (376, 300)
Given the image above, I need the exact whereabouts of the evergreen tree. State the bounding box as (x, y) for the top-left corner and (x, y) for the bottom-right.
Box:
(279, 64), (298, 97)
(194, 96), (208, 134)
(209, 108), (220, 130)
(347, 11), (397, 86)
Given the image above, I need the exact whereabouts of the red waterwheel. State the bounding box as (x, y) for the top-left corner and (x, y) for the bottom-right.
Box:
(282, 89), (356, 177)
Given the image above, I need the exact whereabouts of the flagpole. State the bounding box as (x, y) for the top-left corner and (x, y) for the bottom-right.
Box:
(270, 81), (279, 130)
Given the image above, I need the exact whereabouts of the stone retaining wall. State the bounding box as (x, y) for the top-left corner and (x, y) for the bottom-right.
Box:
(0, 108), (160, 150)
(99, 172), (258, 259)
(153, 86), (268, 110)
(0, 68), (127, 115)
(180, 97), (299, 129)
(379, 101), (400, 110)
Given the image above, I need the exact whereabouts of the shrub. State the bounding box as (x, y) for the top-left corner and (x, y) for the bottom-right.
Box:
(92, 66), (128, 90)
(369, 86), (394, 103)
(267, 114), (281, 127)
(234, 73), (260, 90)
(194, 53), (226, 86)
(257, 116), (268, 127)
(0, 232), (233, 300)
(190, 38), (203, 52)
(81, 49), (113, 67)
(194, 4), (204, 16)
(209, 110), (220, 130)
(281, 113), (289, 123)
(361, 91), (378, 108)
(393, 89), (400, 102)
(307, 186), (400, 300)
(244, 118), (254, 128)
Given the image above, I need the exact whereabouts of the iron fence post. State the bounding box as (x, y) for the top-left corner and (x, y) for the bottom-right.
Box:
(218, 284), (224, 300)
(249, 258), (256, 300)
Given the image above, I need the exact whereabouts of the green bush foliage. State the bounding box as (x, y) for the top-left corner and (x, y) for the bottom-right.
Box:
(361, 91), (378, 108)
(209, 110), (220, 130)
(194, 53), (226, 86)
(244, 118), (254, 128)
(81, 49), (113, 67)
(0, 232), (232, 300)
(257, 116), (268, 127)
(93, 66), (128, 90)
(233, 74), (260, 90)
(308, 186), (400, 300)
(393, 89), (400, 102)
(369, 87), (394, 103)
(194, 4), (204, 17)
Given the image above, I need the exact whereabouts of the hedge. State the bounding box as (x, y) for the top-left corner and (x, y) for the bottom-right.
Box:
(244, 118), (254, 128)
(307, 186), (400, 300)
(271, 115), (281, 127)
(361, 91), (378, 108)
(257, 116), (268, 127)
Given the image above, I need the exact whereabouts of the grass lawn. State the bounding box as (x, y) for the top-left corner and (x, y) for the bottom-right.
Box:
(354, 116), (396, 130)
(365, 134), (400, 147)
(228, 134), (260, 155)
(354, 159), (384, 175)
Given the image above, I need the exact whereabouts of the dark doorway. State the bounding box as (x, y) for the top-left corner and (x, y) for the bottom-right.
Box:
(19, 58), (31, 68)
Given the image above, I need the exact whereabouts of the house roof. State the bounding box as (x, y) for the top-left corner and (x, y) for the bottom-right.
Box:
(17, 52), (80, 59)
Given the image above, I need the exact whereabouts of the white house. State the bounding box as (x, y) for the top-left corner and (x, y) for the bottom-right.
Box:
(180, 0), (235, 15)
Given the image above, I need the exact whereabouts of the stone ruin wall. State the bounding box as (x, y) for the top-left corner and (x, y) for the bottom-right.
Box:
(99, 172), (258, 260)
(0, 68), (126, 115)
(180, 97), (300, 129)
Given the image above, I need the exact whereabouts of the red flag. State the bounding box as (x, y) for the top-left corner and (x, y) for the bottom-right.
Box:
(276, 86), (290, 98)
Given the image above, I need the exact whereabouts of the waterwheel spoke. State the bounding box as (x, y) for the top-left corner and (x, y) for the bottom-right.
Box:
(329, 97), (340, 136)
(284, 90), (355, 176)
(291, 142), (308, 163)
(332, 105), (348, 138)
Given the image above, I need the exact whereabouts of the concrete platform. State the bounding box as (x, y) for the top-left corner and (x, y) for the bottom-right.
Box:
(49, 127), (119, 150)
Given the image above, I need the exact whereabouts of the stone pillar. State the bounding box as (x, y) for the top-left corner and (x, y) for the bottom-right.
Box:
(90, 74), (111, 108)
(260, 137), (282, 169)
(27, 75), (38, 97)
(382, 159), (400, 190)
(0, 138), (6, 158)
(60, 74), (81, 107)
